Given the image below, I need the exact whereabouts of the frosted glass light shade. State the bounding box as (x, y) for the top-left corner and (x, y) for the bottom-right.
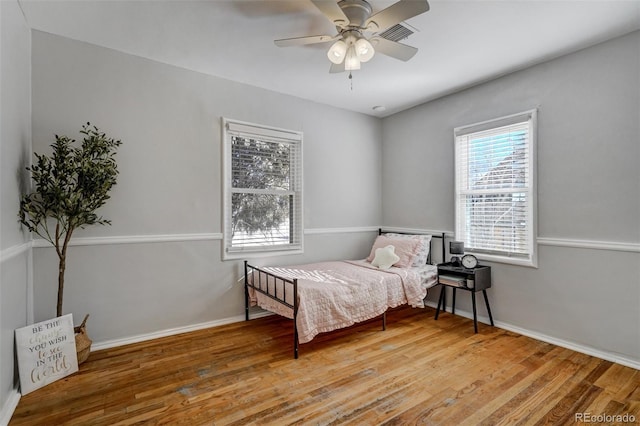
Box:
(355, 38), (374, 62)
(327, 40), (347, 64)
(344, 46), (361, 70)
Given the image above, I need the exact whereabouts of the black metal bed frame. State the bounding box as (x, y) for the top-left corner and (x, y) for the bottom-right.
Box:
(244, 229), (446, 359)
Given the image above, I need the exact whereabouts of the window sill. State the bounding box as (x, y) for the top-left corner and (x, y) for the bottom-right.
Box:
(223, 247), (304, 261)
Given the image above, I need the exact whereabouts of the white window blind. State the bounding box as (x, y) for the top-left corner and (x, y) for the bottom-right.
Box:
(454, 110), (537, 267)
(222, 119), (303, 258)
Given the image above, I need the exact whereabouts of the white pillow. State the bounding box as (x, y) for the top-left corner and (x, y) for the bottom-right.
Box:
(384, 233), (432, 267)
(371, 245), (400, 270)
(367, 235), (421, 268)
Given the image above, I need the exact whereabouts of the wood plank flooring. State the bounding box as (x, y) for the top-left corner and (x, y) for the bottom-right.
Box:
(10, 306), (640, 425)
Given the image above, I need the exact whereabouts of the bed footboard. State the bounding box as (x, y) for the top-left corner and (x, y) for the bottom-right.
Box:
(244, 261), (300, 358)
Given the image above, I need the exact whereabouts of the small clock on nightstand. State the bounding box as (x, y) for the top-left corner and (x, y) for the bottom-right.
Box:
(461, 254), (478, 269)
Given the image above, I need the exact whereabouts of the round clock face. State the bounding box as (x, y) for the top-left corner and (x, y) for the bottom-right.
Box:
(462, 254), (478, 269)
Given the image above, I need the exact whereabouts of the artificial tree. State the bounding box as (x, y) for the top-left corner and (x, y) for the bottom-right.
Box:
(19, 123), (122, 318)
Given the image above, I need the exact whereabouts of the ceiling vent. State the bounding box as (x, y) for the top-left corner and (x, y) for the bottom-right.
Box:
(379, 23), (414, 42)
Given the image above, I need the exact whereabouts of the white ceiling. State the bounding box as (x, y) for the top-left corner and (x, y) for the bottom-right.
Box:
(18, 0), (640, 117)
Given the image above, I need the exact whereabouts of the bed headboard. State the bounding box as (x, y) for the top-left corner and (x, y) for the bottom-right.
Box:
(378, 228), (446, 265)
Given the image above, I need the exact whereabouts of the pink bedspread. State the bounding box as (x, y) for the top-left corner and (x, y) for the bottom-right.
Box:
(248, 260), (436, 344)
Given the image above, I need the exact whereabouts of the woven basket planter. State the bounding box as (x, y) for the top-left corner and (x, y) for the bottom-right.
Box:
(74, 314), (92, 364)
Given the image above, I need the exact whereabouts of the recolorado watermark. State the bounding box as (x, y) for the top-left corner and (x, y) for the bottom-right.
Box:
(575, 412), (636, 423)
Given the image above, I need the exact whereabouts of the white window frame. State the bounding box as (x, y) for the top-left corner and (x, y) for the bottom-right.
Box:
(454, 109), (538, 267)
(222, 117), (303, 260)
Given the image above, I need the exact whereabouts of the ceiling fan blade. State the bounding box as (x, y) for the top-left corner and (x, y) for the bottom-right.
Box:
(274, 34), (337, 47)
(311, 0), (349, 28)
(365, 0), (430, 32)
(371, 37), (418, 61)
(329, 62), (346, 73)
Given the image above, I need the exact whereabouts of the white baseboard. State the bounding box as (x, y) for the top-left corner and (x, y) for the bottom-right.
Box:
(0, 388), (21, 426)
(92, 310), (273, 351)
(494, 321), (640, 371)
(424, 301), (640, 371)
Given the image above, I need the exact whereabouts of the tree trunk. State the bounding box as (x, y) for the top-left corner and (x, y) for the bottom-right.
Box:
(57, 254), (65, 318)
(57, 226), (73, 318)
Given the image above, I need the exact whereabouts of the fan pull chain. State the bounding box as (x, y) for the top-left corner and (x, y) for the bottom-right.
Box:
(349, 71), (353, 91)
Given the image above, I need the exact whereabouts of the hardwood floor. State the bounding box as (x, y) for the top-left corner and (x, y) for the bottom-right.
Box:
(10, 306), (640, 425)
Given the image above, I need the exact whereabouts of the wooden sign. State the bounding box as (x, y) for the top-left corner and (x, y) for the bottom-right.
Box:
(16, 314), (79, 395)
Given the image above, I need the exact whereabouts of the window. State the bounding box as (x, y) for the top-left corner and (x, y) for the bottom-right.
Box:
(454, 110), (537, 267)
(222, 118), (303, 259)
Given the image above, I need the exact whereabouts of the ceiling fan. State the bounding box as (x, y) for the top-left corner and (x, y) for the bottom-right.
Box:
(274, 0), (430, 73)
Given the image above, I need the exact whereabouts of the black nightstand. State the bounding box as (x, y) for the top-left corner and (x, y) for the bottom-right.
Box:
(435, 262), (494, 333)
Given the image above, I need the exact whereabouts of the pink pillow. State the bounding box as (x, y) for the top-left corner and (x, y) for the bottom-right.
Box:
(366, 236), (421, 268)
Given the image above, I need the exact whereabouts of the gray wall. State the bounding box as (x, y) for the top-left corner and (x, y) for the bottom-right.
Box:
(382, 31), (640, 364)
(0, 0), (32, 420)
(30, 32), (383, 343)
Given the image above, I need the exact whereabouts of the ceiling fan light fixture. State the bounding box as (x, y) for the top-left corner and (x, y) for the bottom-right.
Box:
(355, 37), (374, 62)
(344, 45), (361, 70)
(275, 0), (430, 75)
(327, 40), (347, 64)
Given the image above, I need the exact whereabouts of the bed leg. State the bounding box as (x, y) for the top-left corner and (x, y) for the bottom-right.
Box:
(244, 261), (250, 321)
(293, 277), (299, 359)
(382, 311), (387, 330)
(294, 310), (299, 359)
